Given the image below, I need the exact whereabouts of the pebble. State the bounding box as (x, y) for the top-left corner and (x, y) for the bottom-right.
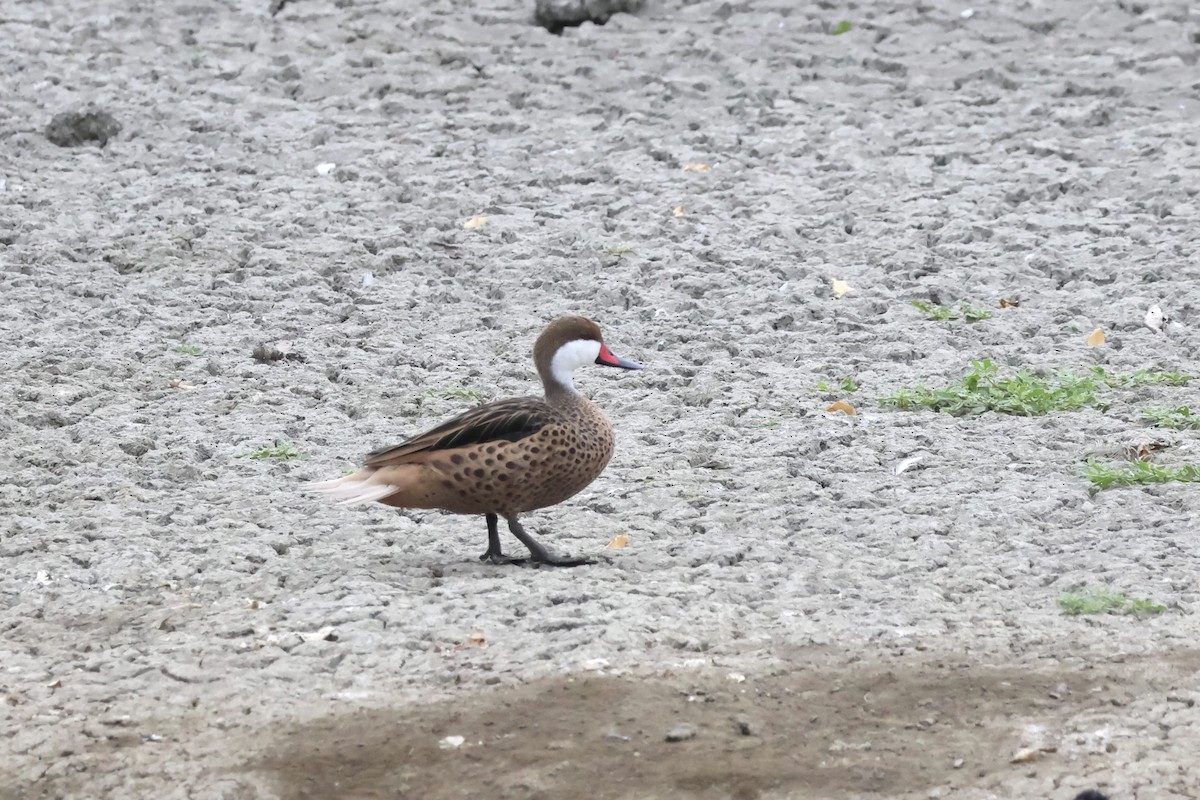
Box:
(665, 723), (697, 742)
(45, 105), (121, 147)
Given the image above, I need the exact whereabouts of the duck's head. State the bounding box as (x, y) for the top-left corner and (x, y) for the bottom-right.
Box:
(534, 316), (642, 394)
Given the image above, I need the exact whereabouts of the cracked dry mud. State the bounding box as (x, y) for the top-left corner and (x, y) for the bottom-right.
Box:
(3, 0), (1200, 798)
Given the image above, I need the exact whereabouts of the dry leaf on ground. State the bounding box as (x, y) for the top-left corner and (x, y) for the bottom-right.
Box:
(1087, 328), (1105, 347)
(463, 215), (487, 229)
(826, 400), (856, 415)
(831, 279), (854, 299)
(455, 629), (487, 649)
(607, 534), (629, 549)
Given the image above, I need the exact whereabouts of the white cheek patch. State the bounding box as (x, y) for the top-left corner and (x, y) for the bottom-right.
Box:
(550, 339), (602, 392)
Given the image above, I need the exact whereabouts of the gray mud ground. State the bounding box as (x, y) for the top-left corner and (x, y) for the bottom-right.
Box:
(3, 0), (1200, 797)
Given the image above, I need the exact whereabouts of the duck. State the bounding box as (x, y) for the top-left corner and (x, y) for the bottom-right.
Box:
(305, 316), (642, 566)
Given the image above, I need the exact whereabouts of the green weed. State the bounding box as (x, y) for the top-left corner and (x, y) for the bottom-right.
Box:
(604, 245), (635, 257)
(176, 345), (202, 356)
(441, 387), (486, 403)
(817, 377), (859, 393)
(880, 359), (1105, 416)
(831, 20), (853, 35)
(1058, 588), (1165, 618)
(1142, 406), (1200, 430)
(1080, 459), (1200, 490)
(246, 441), (304, 460)
(910, 300), (993, 323)
(1094, 368), (1192, 388)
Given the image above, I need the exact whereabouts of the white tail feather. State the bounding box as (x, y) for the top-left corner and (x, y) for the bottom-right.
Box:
(304, 475), (398, 506)
(336, 484), (399, 506)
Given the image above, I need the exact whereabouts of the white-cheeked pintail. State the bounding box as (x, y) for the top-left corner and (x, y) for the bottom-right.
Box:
(306, 316), (642, 566)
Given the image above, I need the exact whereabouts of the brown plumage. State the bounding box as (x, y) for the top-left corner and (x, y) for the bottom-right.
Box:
(305, 316), (642, 566)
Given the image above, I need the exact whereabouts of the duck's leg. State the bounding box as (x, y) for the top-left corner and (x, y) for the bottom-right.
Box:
(480, 513), (525, 565)
(505, 516), (593, 567)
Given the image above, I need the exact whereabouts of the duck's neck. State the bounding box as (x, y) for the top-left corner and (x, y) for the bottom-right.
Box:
(540, 339), (603, 401)
(542, 372), (579, 404)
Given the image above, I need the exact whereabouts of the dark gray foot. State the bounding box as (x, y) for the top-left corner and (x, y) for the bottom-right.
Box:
(506, 517), (593, 568)
(479, 550), (527, 565)
(481, 513), (528, 565)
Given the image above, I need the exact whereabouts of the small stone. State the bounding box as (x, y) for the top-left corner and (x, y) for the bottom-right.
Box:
(438, 735), (465, 749)
(46, 105), (122, 147)
(534, 0), (643, 32)
(665, 723), (697, 742)
(735, 718), (756, 736)
(119, 437), (156, 457)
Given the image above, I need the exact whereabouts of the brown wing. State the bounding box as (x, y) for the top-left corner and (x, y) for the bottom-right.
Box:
(364, 396), (556, 467)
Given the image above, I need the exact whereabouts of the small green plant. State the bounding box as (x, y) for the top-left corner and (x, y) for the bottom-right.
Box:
(910, 300), (993, 323)
(911, 300), (956, 321)
(176, 345), (202, 356)
(880, 359), (1105, 416)
(1058, 588), (1165, 618)
(421, 387), (486, 404)
(961, 306), (993, 322)
(246, 440), (304, 460)
(604, 245), (635, 257)
(1094, 368), (1192, 388)
(817, 377), (859, 393)
(1081, 459), (1200, 490)
(1142, 406), (1200, 430)
(441, 387), (486, 403)
(830, 20), (853, 35)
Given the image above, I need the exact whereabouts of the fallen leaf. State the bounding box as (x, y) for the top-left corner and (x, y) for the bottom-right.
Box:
(682, 163), (712, 172)
(826, 400), (856, 416)
(892, 454), (926, 475)
(607, 534), (629, 549)
(298, 626), (338, 643)
(457, 628), (487, 649)
(1127, 440), (1165, 461)
(672, 206), (684, 217)
(1087, 328), (1105, 347)
(463, 215), (488, 229)
(831, 278), (854, 299)
(1010, 747), (1041, 764)
(999, 298), (1020, 308)
(47, 679), (62, 690)
(1145, 305), (1165, 332)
